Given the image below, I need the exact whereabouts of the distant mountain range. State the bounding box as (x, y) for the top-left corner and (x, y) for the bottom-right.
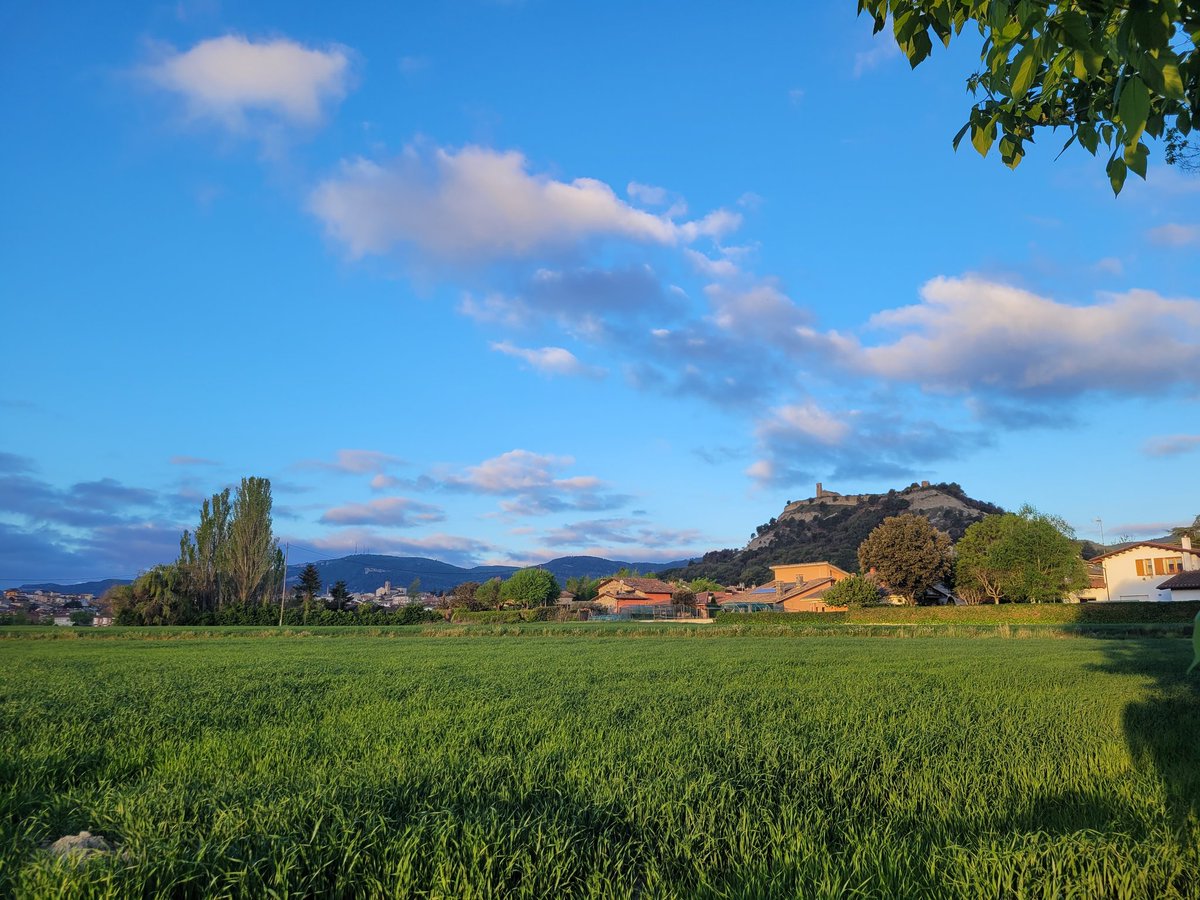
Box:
(285, 554), (685, 594)
(18, 555), (684, 597)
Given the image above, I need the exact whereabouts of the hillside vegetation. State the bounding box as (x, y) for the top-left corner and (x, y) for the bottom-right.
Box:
(665, 482), (1003, 585)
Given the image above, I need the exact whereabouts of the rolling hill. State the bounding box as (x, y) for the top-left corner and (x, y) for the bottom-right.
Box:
(662, 481), (1004, 586)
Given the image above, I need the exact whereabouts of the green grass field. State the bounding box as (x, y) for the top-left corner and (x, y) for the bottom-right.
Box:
(2, 632), (1197, 898)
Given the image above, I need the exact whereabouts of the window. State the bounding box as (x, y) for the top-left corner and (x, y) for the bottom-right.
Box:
(1135, 559), (1154, 576)
(1154, 557), (1184, 575)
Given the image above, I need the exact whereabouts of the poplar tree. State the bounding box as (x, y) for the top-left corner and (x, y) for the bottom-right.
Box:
(224, 477), (277, 606)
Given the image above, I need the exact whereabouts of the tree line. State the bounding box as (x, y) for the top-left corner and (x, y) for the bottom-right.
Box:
(822, 506), (1091, 607)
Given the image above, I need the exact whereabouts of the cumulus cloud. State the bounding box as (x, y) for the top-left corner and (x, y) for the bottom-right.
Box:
(851, 276), (1200, 397)
(746, 402), (986, 488)
(1143, 434), (1200, 457)
(300, 449), (405, 475)
(461, 266), (684, 345)
(684, 248), (739, 279)
(1147, 223), (1200, 247)
(540, 517), (703, 550)
(143, 35), (351, 129)
(309, 144), (740, 261)
(490, 341), (605, 378)
(319, 496), (444, 527)
(0, 473), (161, 528)
(755, 402), (851, 447)
(437, 449), (631, 516)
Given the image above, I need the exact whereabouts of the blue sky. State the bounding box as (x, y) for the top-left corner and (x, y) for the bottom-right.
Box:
(2, 0), (1197, 586)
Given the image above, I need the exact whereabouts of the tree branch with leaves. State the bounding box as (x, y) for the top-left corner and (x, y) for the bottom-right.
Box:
(857, 0), (1198, 192)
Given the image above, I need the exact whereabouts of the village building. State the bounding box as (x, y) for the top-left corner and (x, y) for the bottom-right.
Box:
(594, 577), (675, 613)
(1079, 536), (1199, 602)
(768, 562), (852, 612)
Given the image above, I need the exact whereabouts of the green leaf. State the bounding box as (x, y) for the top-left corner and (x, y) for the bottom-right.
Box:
(1077, 123), (1100, 155)
(952, 120), (972, 150)
(1009, 43), (1039, 100)
(1118, 76), (1150, 140)
(1106, 156), (1127, 195)
(1124, 141), (1148, 178)
(1054, 10), (1091, 51)
(1160, 62), (1185, 100)
(971, 119), (997, 157)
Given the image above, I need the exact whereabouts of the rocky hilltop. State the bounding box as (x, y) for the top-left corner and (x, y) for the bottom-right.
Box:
(664, 481), (1003, 586)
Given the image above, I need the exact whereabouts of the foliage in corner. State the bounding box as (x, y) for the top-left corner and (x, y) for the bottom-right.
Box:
(857, 0), (1198, 192)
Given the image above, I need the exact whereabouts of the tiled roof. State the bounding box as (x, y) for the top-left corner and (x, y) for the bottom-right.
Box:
(1089, 541), (1200, 562)
(612, 577), (675, 594)
(1157, 570), (1200, 590)
(780, 578), (834, 600)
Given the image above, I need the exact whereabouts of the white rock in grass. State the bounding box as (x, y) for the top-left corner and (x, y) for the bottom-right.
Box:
(47, 831), (112, 863)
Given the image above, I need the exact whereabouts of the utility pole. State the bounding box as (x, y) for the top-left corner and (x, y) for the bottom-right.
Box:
(1094, 518), (1110, 602)
(279, 542), (289, 627)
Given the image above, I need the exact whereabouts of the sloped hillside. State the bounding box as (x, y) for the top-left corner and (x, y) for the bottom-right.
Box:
(663, 482), (1003, 586)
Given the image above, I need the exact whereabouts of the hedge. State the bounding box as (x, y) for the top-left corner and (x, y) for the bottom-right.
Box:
(449, 607), (563, 624)
(715, 601), (1200, 626)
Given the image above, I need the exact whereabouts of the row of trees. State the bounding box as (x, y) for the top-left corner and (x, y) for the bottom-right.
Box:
(839, 507), (1089, 606)
(109, 477), (284, 625)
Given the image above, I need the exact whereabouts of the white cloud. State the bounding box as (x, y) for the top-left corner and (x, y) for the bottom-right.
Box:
(490, 341), (605, 378)
(852, 276), (1200, 396)
(437, 449), (630, 516)
(537, 517), (705, 552)
(756, 402), (851, 447)
(684, 248), (739, 279)
(309, 144), (740, 261)
(1147, 223), (1200, 247)
(854, 41), (901, 77)
(627, 181), (670, 207)
(705, 281), (814, 343)
(143, 35), (351, 129)
(1143, 434), (1200, 457)
(300, 449), (404, 475)
(320, 497), (444, 527)
(447, 449), (579, 494)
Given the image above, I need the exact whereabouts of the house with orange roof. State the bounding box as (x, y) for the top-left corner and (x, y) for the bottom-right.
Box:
(594, 576), (676, 612)
(768, 561), (852, 612)
(1079, 536), (1200, 602)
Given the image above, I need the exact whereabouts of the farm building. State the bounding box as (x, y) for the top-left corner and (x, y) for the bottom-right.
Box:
(594, 577), (675, 613)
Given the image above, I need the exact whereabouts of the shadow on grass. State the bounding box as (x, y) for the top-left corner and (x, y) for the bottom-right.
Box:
(1094, 638), (1200, 831)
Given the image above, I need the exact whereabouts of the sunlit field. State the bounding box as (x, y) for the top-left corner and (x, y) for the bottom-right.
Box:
(2, 632), (1197, 898)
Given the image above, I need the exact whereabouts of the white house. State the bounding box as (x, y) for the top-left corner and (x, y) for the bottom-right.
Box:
(1081, 536), (1199, 602)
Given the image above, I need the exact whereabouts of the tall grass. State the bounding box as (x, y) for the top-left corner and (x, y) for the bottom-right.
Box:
(1, 634), (1196, 897)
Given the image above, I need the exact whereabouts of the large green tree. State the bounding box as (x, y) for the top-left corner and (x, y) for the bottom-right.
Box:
(476, 578), (503, 610)
(857, 0), (1199, 192)
(858, 514), (953, 604)
(224, 477), (277, 606)
(498, 568), (560, 608)
(954, 514), (1016, 603)
(957, 508), (1089, 603)
(177, 488), (231, 612)
(1004, 506), (1089, 602)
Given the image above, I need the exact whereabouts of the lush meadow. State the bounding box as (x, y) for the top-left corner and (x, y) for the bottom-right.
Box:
(1, 632), (1197, 897)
